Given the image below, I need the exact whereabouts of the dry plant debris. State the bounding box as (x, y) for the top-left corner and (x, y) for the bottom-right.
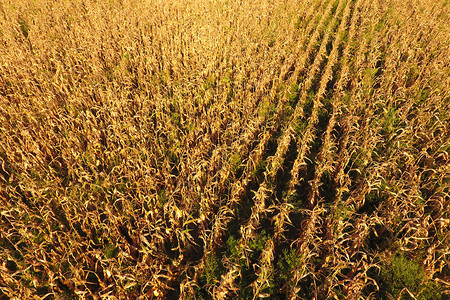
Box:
(0, 0), (449, 299)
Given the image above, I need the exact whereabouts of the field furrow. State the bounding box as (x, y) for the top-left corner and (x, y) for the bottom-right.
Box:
(204, 0), (345, 259)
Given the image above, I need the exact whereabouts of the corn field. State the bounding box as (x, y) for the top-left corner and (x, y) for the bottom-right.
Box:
(0, 0), (449, 299)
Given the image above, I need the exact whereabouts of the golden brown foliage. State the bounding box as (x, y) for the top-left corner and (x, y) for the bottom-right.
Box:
(0, 0), (449, 299)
